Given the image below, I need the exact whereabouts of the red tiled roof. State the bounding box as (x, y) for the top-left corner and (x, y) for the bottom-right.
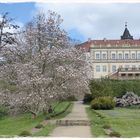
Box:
(79, 39), (140, 52)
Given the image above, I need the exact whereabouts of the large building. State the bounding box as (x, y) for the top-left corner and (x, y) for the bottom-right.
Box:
(80, 24), (140, 80)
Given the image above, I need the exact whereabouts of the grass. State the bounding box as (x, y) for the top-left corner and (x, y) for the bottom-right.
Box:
(53, 101), (71, 114)
(0, 101), (73, 137)
(96, 108), (140, 137)
(0, 114), (45, 136)
(32, 123), (55, 137)
(87, 107), (140, 138)
(52, 101), (73, 119)
(86, 107), (108, 137)
(33, 102), (73, 137)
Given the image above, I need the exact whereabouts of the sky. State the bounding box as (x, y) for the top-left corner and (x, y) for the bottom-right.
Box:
(0, 2), (140, 42)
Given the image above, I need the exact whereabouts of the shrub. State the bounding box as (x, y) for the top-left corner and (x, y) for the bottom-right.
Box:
(109, 131), (121, 137)
(103, 124), (111, 129)
(89, 79), (114, 99)
(19, 131), (31, 137)
(0, 106), (8, 119)
(83, 93), (93, 104)
(35, 124), (44, 129)
(45, 115), (51, 120)
(66, 95), (77, 101)
(91, 96), (115, 110)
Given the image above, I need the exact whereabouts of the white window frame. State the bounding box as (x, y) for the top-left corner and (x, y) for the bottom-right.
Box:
(118, 53), (123, 59)
(111, 53), (116, 60)
(103, 65), (107, 72)
(95, 53), (100, 59)
(112, 65), (116, 72)
(137, 53), (140, 59)
(124, 53), (129, 59)
(96, 65), (100, 72)
(125, 65), (129, 68)
(102, 53), (107, 59)
(131, 53), (136, 59)
(132, 65), (136, 70)
(125, 65), (129, 71)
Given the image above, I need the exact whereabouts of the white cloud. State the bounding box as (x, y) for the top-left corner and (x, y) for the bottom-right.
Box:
(35, 3), (140, 41)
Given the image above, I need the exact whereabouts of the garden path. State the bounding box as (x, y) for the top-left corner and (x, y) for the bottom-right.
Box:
(49, 101), (92, 137)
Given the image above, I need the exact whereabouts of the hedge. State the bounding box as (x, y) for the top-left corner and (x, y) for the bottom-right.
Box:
(89, 79), (140, 99)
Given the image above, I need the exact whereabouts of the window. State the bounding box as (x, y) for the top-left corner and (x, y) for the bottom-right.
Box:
(96, 65), (100, 72)
(132, 53), (136, 59)
(112, 65), (116, 72)
(103, 65), (107, 72)
(121, 74), (126, 77)
(124, 53), (129, 59)
(132, 65), (136, 70)
(125, 65), (129, 68)
(112, 53), (116, 59)
(95, 53), (100, 59)
(137, 53), (140, 59)
(118, 53), (123, 59)
(102, 53), (107, 59)
(132, 65), (136, 68)
(119, 65), (122, 68)
(128, 74), (133, 76)
(125, 65), (129, 71)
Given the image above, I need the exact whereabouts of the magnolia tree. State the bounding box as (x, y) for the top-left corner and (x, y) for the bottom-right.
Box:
(0, 11), (89, 117)
(0, 12), (19, 53)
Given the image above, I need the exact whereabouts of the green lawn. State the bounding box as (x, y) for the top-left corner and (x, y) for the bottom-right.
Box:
(0, 114), (45, 136)
(33, 102), (73, 137)
(32, 123), (55, 137)
(0, 101), (72, 137)
(86, 108), (108, 137)
(87, 107), (140, 137)
(96, 108), (140, 137)
(53, 101), (71, 113)
(52, 101), (73, 119)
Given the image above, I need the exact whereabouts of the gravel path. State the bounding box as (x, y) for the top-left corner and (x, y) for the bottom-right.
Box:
(49, 101), (92, 137)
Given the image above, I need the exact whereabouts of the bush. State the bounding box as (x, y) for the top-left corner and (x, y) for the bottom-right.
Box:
(83, 93), (93, 104)
(66, 95), (77, 101)
(91, 96), (115, 110)
(35, 124), (44, 129)
(89, 79), (114, 99)
(103, 124), (111, 129)
(45, 115), (51, 120)
(19, 131), (31, 137)
(109, 131), (121, 137)
(0, 106), (8, 119)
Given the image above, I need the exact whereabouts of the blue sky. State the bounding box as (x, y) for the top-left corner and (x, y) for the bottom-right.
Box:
(0, 3), (140, 42)
(0, 3), (35, 23)
(0, 2), (85, 41)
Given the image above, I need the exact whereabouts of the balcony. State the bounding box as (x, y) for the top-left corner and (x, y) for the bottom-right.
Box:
(118, 67), (140, 73)
(108, 67), (140, 80)
(93, 59), (140, 63)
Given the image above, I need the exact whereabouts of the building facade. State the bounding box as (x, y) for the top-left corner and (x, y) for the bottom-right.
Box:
(80, 24), (140, 79)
